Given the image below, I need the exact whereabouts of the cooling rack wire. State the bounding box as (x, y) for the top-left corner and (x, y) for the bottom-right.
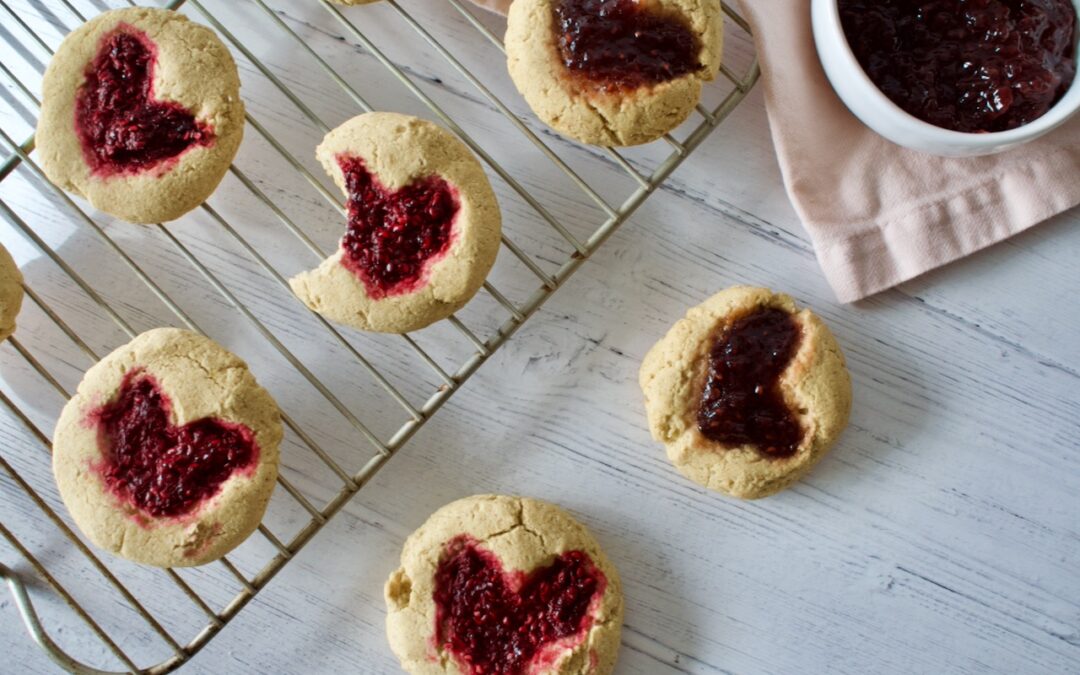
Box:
(0, 0), (760, 671)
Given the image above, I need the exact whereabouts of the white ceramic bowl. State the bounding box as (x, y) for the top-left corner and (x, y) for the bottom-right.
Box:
(812, 0), (1080, 156)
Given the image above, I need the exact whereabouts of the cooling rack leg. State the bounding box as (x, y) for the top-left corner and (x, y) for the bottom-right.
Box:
(1, 563), (126, 675)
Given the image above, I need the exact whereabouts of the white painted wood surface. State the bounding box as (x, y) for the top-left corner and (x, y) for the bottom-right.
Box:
(1, 1), (1079, 674)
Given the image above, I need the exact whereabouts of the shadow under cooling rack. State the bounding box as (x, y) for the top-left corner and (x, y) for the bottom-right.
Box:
(0, 0), (760, 671)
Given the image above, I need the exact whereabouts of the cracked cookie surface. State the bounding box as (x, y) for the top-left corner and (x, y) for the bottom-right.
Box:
(0, 243), (24, 342)
(505, 0), (723, 146)
(640, 286), (852, 499)
(385, 494), (624, 674)
(289, 112), (501, 334)
(52, 327), (281, 567)
(36, 7), (244, 224)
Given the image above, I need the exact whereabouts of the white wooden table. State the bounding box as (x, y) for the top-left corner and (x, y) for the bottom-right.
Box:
(2, 1), (1079, 674)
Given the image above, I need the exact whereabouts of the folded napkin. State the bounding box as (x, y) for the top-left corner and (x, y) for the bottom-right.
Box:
(470, 0), (1080, 301)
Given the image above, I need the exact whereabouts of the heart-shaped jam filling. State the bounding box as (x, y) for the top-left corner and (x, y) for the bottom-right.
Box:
(89, 370), (257, 519)
(75, 26), (213, 176)
(554, 0), (703, 91)
(337, 155), (458, 299)
(698, 308), (805, 458)
(433, 535), (605, 675)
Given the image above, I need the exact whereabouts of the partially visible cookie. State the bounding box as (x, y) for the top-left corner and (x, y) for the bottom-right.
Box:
(36, 7), (244, 224)
(386, 495), (624, 675)
(506, 0), (723, 146)
(0, 243), (24, 342)
(328, 0), (381, 4)
(52, 328), (281, 567)
(289, 112), (501, 334)
(640, 286), (852, 499)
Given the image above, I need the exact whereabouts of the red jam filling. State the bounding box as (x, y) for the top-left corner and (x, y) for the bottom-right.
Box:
(337, 156), (458, 299)
(90, 370), (257, 519)
(697, 308), (805, 458)
(839, 0), (1078, 133)
(432, 536), (605, 675)
(74, 26), (213, 176)
(554, 0), (703, 91)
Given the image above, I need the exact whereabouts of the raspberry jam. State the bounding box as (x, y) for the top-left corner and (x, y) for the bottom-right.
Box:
(74, 26), (213, 176)
(839, 0), (1078, 133)
(90, 370), (257, 519)
(432, 536), (605, 675)
(697, 308), (805, 458)
(337, 156), (458, 299)
(554, 0), (703, 91)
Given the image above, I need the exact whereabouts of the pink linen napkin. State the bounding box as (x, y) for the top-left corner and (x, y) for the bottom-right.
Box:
(469, 0), (1080, 302)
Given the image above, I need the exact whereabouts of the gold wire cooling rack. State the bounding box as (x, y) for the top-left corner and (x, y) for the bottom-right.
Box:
(0, 0), (760, 671)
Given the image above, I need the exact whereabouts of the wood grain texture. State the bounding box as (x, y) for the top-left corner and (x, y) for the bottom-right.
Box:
(1, 1), (1078, 674)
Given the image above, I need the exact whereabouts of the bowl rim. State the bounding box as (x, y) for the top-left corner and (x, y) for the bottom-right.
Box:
(815, 0), (1080, 149)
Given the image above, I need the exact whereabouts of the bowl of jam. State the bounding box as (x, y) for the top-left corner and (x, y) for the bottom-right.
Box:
(812, 0), (1080, 156)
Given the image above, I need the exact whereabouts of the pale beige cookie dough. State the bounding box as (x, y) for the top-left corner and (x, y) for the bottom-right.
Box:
(36, 7), (244, 224)
(506, 0), (723, 146)
(52, 328), (281, 567)
(386, 495), (624, 675)
(0, 243), (24, 342)
(289, 112), (501, 334)
(640, 286), (852, 499)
